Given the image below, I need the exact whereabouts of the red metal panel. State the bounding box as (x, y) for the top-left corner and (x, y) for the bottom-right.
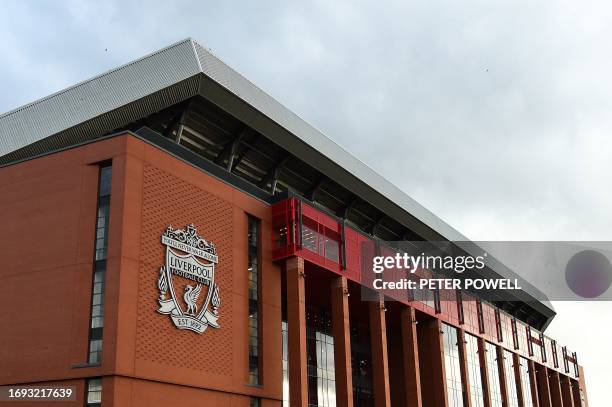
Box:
(499, 311), (514, 349)
(300, 203), (342, 271)
(544, 336), (555, 369)
(551, 340), (560, 370)
(439, 288), (460, 324)
(301, 202), (340, 232)
(562, 346), (570, 373)
(343, 226), (366, 283)
(462, 293), (480, 333)
(272, 198), (299, 260)
(529, 328), (544, 363)
(515, 320), (529, 358)
(482, 302), (497, 342)
(411, 267), (436, 314)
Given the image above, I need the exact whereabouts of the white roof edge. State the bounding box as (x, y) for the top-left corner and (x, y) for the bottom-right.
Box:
(0, 38), (201, 155)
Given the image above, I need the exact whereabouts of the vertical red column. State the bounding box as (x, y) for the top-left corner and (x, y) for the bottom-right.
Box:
(286, 257), (307, 407)
(559, 375), (574, 407)
(528, 360), (541, 407)
(570, 379), (582, 407)
(549, 370), (564, 407)
(457, 329), (473, 407)
(513, 353), (526, 407)
(369, 293), (392, 407)
(496, 346), (510, 407)
(478, 338), (492, 407)
(536, 364), (553, 407)
(577, 367), (589, 407)
(331, 276), (353, 407)
(400, 307), (422, 407)
(422, 318), (449, 407)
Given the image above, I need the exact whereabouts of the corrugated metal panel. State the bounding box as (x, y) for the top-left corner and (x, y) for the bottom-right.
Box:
(0, 38), (201, 158)
(0, 76), (200, 164)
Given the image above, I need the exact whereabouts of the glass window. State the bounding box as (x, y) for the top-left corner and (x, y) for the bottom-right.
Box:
(86, 378), (102, 406)
(94, 166), (111, 261)
(248, 216), (262, 385)
(300, 220), (340, 264)
(94, 200), (110, 261)
(88, 338), (102, 364)
(442, 323), (464, 407)
(307, 310), (336, 407)
(503, 350), (519, 407)
(302, 224), (318, 253)
(325, 238), (340, 263)
(98, 166), (112, 197)
(282, 320), (289, 407)
(485, 342), (503, 407)
(519, 357), (534, 407)
(410, 278), (435, 310)
(88, 164), (111, 364)
(465, 333), (485, 407)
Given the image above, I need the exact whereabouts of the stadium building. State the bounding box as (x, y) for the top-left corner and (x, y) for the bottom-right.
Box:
(0, 39), (588, 407)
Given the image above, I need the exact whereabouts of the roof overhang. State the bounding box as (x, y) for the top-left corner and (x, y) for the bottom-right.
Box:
(0, 38), (556, 327)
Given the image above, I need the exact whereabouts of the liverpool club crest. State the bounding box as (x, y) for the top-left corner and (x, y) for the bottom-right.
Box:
(156, 224), (221, 334)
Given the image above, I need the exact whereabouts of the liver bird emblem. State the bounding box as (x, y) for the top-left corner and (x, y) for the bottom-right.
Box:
(183, 284), (202, 316)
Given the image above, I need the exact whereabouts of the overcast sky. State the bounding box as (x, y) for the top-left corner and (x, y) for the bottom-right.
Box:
(1, 0), (610, 404)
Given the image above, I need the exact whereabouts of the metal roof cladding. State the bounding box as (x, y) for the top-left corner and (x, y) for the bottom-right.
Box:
(0, 38), (555, 325)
